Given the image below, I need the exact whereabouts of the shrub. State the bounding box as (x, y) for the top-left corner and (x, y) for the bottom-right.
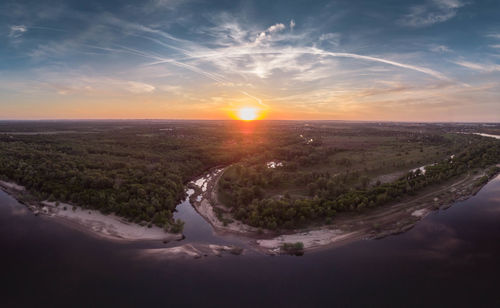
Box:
(281, 242), (304, 256)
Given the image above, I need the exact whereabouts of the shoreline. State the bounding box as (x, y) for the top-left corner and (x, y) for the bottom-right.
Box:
(137, 244), (244, 260)
(0, 183), (245, 259)
(189, 165), (500, 255)
(188, 168), (270, 236)
(0, 181), (182, 243)
(1, 163), (498, 256)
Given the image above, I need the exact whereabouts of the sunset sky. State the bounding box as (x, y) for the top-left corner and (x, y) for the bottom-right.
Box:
(1, 0), (499, 121)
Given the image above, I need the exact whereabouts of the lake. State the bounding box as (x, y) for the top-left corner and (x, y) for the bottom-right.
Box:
(1, 175), (500, 307)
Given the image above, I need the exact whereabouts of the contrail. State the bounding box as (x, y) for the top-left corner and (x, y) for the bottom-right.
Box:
(107, 20), (458, 106)
(148, 47), (451, 82)
(241, 91), (269, 108)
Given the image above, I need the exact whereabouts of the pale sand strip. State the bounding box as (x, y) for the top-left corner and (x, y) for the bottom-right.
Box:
(40, 201), (182, 242)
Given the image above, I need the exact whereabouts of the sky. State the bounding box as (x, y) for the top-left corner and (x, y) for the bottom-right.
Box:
(1, 0), (499, 121)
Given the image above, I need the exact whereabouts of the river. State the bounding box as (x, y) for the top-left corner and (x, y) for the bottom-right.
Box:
(1, 175), (500, 306)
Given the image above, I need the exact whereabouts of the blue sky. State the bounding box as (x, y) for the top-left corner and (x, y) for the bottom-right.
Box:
(1, 0), (499, 121)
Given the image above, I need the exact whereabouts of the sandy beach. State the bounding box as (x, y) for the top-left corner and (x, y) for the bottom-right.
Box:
(41, 201), (182, 242)
(256, 229), (361, 254)
(0, 181), (182, 242)
(0, 181), (25, 191)
(138, 243), (243, 259)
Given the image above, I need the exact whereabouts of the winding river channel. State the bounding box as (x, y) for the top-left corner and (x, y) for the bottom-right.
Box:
(2, 174), (500, 306)
(169, 188), (252, 250)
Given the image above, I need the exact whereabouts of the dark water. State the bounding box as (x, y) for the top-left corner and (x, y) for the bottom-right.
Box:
(2, 176), (500, 307)
(170, 189), (251, 249)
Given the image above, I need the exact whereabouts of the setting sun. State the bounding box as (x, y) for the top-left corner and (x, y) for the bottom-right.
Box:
(237, 107), (258, 121)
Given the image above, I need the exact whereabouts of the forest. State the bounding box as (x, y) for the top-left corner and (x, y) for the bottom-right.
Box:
(0, 120), (499, 232)
(0, 121), (288, 231)
(218, 126), (500, 230)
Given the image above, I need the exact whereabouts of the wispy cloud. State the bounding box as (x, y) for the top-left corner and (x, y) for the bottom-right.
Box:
(2, 0), (497, 121)
(8, 25), (27, 38)
(153, 46), (451, 81)
(453, 60), (500, 72)
(485, 33), (500, 39)
(398, 0), (467, 28)
(127, 81), (156, 94)
(319, 32), (341, 46)
(254, 23), (286, 45)
(138, 16), (450, 82)
(51, 77), (156, 96)
(429, 44), (452, 53)
(24, 15), (455, 105)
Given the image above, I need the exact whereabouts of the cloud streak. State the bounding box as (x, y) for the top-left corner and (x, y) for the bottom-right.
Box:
(8, 25), (27, 38)
(1, 0), (498, 121)
(398, 0), (467, 27)
(453, 60), (500, 72)
(148, 46), (450, 81)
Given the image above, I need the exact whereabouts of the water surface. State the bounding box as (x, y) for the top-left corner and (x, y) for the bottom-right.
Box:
(1, 176), (500, 307)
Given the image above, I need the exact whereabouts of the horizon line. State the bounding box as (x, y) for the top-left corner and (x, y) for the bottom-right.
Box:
(0, 118), (499, 124)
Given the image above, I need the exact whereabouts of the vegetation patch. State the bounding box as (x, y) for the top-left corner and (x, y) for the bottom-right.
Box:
(1, 121), (498, 234)
(281, 242), (305, 256)
(219, 129), (500, 230)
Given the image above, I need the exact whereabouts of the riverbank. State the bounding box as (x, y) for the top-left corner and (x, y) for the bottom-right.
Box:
(1, 164), (497, 256)
(0, 181), (182, 243)
(188, 168), (266, 236)
(190, 165), (500, 255)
